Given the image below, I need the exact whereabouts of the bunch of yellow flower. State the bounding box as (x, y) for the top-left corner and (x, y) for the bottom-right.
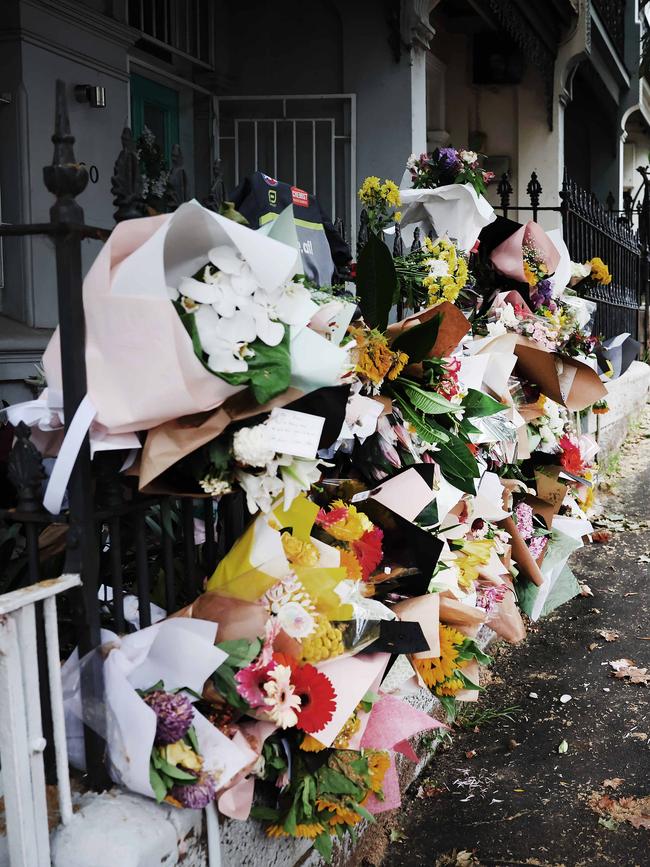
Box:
(300, 614), (344, 663)
(350, 327), (409, 389)
(357, 176), (401, 233)
(422, 236), (469, 307)
(588, 257), (612, 285)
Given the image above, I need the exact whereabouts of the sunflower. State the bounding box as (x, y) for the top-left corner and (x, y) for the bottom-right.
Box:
(366, 750), (390, 793)
(412, 624), (466, 687)
(436, 676), (465, 696)
(266, 822), (325, 839)
(316, 798), (362, 826)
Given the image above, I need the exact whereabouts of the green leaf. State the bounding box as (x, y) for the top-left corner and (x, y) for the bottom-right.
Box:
(217, 638), (262, 668)
(355, 804), (376, 822)
(462, 388), (504, 419)
(316, 767), (364, 798)
(391, 313), (441, 363)
(156, 757), (200, 782)
(216, 330), (292, 405)
(356, 231), (397, 331)
(460, 638), (492, 666)
(391, 392), (450, 444)
(149, 766), (169, 803)
(186, 725), (200, 754)
(398, 379), (457, 415)
(431, 428), (479, 492)
(437, 694), (458, 722)
(284, 798), (298, 836)
(314, 832), (334, 863)
(456, 670), (482, 691)
(250, 805), (281, 821)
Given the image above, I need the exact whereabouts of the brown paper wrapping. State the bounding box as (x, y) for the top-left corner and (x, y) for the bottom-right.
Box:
(513, 340), (607, 412)
(138, 386), (305, 490)
(439, 596), (487, 627)
(386, 300), (470, 358)
(498, 516), (544, 586)
(393, 593), (440, 659)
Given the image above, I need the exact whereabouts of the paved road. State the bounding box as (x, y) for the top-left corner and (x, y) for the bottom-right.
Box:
(380, 416), (650, 867)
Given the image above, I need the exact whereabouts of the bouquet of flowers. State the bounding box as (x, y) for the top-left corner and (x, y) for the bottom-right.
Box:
(406, 148), (494, 196)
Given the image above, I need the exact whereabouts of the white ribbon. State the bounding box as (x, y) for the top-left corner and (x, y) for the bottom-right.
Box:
(43, 395), (97, 514)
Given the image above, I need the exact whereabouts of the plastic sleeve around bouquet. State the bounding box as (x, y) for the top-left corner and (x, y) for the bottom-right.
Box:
(397, 182), (496, 253)
(485, 579), (526, 643)
(43, 201), (300, 435)
(61, 619), (254, 799)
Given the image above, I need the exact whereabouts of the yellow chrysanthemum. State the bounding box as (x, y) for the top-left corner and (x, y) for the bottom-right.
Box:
(367, 750), (391, 793)
(412, 624), (466, 687)
(301, 615), (344, 663)
(394, 210), (402, 223)
(332, 710), (362, 749)
(281, 532), (320, 567)
(300, 733), (327, 752)
(316, 798), (363, 826)
(351, 327), (409, 387)
(358, 176), (381, 205)
(267, 822), (325, 839)
(380, 180), (401, 208)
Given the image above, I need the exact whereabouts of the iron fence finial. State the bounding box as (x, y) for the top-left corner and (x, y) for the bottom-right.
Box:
(43, 80), (88, 223)
(497, 172), (513, 213)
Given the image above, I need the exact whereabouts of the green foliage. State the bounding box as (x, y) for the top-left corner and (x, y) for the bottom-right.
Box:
(355, 232), (397, 331)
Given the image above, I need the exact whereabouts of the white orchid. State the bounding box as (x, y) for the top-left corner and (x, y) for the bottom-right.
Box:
(195, 307), (256, 373)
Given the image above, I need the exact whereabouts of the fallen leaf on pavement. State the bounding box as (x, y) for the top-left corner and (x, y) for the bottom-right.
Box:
(589, 793), (650, 830)
(630, 732), (648, 740)
(389, 828), (406, 843)
(637, 554), (650, 564)
(615, 667), (650, 685)
(579, 583), (594, 597)
(603, 778), (625, 789)
(599, 630), (619, 642)
(598, 816), (620, 831)
(592, 530), (613, 543)
(558, 739), (569, 754)
(435, 851), (480, 867)
(609, 658), (636, 671)
(588, 642), (599, 652)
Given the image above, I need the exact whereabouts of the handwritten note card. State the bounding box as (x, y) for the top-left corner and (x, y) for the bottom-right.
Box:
(265, 408), (325, 459)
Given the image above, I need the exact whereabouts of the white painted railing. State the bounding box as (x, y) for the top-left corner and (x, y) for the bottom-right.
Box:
(0, 574), (80, 867)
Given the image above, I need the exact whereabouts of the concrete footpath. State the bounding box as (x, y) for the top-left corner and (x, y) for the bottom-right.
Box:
(375, 409), (650, 867)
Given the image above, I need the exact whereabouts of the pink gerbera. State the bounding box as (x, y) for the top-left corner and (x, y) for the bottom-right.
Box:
(235, 660), (275, 708)
(315, 506), (349, 529)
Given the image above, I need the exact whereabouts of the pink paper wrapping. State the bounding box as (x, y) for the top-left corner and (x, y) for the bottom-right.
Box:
(43, 204), (300, 434)
(360, 694), (448, 753)
(490, 221), (560, 284)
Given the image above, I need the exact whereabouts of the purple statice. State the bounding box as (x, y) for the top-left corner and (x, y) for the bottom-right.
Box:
(170, 772), (217, 809)
(144, 690), (194, 745)
(529, 278), (556, 312)
(436, 147), (461, 172)
(477, 583), (508, 615)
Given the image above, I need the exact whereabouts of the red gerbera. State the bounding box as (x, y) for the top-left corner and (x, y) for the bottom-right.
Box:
(291, 664), (337, 733)
(351, 526), (384, 580)
(558, 434), (584, 475)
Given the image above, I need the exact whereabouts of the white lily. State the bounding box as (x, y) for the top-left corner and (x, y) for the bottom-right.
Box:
(275, 456), (324, 510)
(236, 469), (284, 514)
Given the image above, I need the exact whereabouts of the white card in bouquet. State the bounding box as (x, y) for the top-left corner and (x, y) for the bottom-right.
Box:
(265, 407), (325, 458)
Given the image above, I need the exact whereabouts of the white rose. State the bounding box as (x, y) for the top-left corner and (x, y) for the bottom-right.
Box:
(460, 150), (478, 164)
(570, 261), (591, 280)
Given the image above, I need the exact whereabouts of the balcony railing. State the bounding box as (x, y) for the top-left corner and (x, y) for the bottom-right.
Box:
(592, 0), (626, 59)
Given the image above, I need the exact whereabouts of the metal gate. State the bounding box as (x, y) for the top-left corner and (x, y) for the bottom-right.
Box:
(216, 94), (356, 249)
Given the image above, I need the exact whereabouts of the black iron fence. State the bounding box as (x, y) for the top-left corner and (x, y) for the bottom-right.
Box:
(0, 81), (241, 789)
(360, 168), (650, 345)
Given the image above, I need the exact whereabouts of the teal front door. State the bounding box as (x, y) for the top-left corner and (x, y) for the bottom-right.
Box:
(130, 74), (180, 165)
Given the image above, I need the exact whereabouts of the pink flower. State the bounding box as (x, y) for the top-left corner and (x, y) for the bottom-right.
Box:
(263, 664), (301, 729)
(514, 502), (534, 541)
(235, 660), (275, 708)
